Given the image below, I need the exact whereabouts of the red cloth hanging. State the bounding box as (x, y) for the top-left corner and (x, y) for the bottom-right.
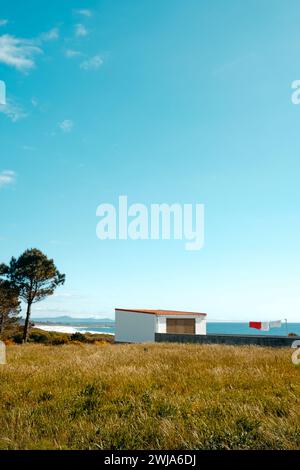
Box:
(249, 321), (262, 330)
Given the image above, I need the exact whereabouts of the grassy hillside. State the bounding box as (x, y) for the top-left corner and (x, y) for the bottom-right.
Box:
(0, 342), (299, 450)
(2, 327), (114, 345)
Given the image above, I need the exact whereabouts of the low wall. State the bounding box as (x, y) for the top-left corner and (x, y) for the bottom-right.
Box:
(155, 333), (300, 347)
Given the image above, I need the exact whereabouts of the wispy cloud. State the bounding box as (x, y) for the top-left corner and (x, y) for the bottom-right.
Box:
(0, 19), (8, 26)
(21, 145), (36, 151)
(0, 34), (42, 71)
(64, 49), (82, 58)
(75, 9), (92, 17)
(0, 79), (5, 104)
(75, 23), (88, 37)
(40, 27), (59, 41)
(0, 170), (16, 188)
(0, 98), (27, 122)
(59, 119), (74, 133)
(80, 54), (103, 70)
(31, 97), (38, 107)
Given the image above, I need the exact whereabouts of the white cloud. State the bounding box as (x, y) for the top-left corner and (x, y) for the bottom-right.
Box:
(31, 97), (38, 107)
(80, 54), (103, 70)
(75, 9), (92, 17)
(75, 23), (88, 37)
(21, 145), (36, 151)
(0, 98), (27, 122)
(64, 49), (81, 58)
(40, 27), (59, 41)
(0, 170), (16, 188)
(59, 119), (74, 133)
(0, 34), (42, 71)
(0, 19), (8, 26)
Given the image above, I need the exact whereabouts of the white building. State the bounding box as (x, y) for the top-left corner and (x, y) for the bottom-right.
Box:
(115, 308), (207, 343)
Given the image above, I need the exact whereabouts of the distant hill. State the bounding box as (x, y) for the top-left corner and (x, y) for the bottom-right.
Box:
(30, 316), (114, 325)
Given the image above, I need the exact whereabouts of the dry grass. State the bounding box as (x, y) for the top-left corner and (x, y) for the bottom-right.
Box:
(0, 342), (300, 450)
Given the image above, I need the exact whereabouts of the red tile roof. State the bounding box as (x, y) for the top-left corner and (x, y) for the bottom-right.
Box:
(115, 308), (207, 316)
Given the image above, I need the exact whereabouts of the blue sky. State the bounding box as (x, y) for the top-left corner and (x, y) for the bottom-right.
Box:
(1, 0), (300, 321)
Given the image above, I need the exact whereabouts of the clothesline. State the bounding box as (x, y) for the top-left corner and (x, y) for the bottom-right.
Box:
(207, 318), (288, 333)
(249, 319), (287, 332)
(207, 318), (288, 323)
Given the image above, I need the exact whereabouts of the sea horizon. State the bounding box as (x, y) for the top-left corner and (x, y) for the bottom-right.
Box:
(35, 321), (300, 337)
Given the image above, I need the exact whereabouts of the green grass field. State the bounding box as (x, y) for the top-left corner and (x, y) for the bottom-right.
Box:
(0, 342), (299, 450)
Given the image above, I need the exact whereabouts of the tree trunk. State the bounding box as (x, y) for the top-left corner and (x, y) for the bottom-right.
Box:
(0, 313), (4, 336)
(23, 302), (32, 343)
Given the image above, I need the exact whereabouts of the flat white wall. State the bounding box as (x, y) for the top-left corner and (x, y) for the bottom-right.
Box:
(115, 310), (156, 343)
(156, 315), (206, 335)
(156, 316), (166, 333)
(196, 317), (206, 335)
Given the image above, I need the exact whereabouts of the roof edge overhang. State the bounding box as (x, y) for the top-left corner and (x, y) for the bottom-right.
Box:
(115, 308), (207, 317)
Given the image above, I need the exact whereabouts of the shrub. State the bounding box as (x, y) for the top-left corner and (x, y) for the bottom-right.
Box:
(70, 332), (86, 342)
(69, 340), (84, 347)
(29, 332), (49, 344)
(84, 333), (114, 344)
(50, 335), (69, 345)
(3, 339), (14, 346)
(11, 332), (23, 344)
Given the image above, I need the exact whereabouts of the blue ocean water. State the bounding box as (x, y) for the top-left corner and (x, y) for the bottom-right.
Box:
(207, 322), (300, 336)
(78, 322), (300, 337)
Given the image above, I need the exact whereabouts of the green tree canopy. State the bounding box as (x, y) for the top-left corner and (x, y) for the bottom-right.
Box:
(0, 280), (20, 338)
(0, 248), (65, 342)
